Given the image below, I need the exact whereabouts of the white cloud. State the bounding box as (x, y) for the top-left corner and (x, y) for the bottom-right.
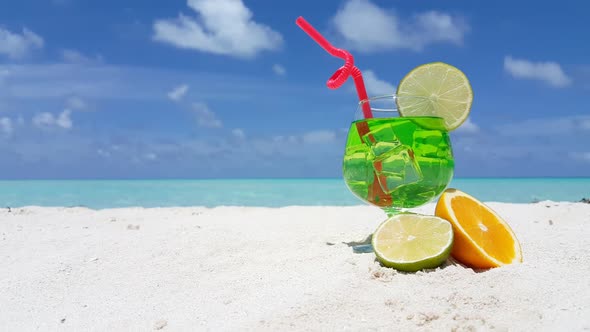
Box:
(0, 63), (303, 102)
(454, 118), (480, 134)
(272, 64), (286, 76)
(32, 112), (53, 128)
(167, 84), (189, 101)
(32, 110), (72, 130)
(61, 49), (103, 64)
(153, 0), (283, 58)
(144, 152), (158, 161)
(302, 130), (336, 144)
(362, 70), (395, 96)
(451, 115), (590, 173)
(56, 110), (73, 129)
(232, 128), (245, 139)
(66, 96), (88, 111)
(0, 27), (44, 59)
(570, 152), (590, 163)
(192, 102), (222, 128)
(504, 56), (571, 87)
(0, 117), (13, 136)
(0, 69), (9, 84)
(97, 149), (111, 158)
(495, 115), (590, 137)
(332, 0), (467, 52)
(272, 135), (298, 144)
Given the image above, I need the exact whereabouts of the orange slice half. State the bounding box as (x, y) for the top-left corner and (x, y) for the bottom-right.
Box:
(435, 188), (522, 269)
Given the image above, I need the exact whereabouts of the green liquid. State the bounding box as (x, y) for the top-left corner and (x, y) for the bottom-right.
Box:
(343, 117), (454, 211)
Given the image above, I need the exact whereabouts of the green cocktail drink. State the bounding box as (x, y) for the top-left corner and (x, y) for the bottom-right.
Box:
(343, 116), (454, 214)
(296, 17), (472, 262)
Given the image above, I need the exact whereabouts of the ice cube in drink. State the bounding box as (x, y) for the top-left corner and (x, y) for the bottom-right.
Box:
(372, 145), (423, 194)
(361, 124), (402, 159)
(412, 130), (444, 158)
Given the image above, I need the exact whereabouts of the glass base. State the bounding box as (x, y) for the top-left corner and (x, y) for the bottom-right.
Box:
(346, 234), (373, 253)
(352, 243), (373, 253)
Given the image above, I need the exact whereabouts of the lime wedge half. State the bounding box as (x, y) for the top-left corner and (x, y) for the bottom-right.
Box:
(372, 214), (453, 272)
(396, 62), (473, 131)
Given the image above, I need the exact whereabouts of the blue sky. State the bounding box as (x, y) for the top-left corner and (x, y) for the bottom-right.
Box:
(0, 0), (589, 179)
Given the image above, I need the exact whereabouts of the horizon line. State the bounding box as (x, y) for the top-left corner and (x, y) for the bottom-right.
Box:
(1, 177), (590, 181)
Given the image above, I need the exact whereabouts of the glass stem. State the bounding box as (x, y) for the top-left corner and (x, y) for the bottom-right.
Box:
(383, 207), (401, 217)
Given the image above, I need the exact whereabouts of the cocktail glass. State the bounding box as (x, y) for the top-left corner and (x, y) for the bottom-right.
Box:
(343, 95), (454, 251)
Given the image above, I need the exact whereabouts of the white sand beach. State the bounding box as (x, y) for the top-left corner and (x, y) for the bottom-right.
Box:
(1, 202), (589, 331)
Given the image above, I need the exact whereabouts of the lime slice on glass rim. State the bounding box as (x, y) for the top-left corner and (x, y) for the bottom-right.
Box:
(372, 214), (454, 272)
(396, 62), (473, 131)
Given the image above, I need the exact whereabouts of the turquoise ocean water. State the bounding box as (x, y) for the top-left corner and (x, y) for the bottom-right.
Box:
(0, 178), (588, 209)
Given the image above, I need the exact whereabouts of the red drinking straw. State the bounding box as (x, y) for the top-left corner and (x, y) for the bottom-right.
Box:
(295, 17), (373, 119)
(296, 16), (391, 208)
